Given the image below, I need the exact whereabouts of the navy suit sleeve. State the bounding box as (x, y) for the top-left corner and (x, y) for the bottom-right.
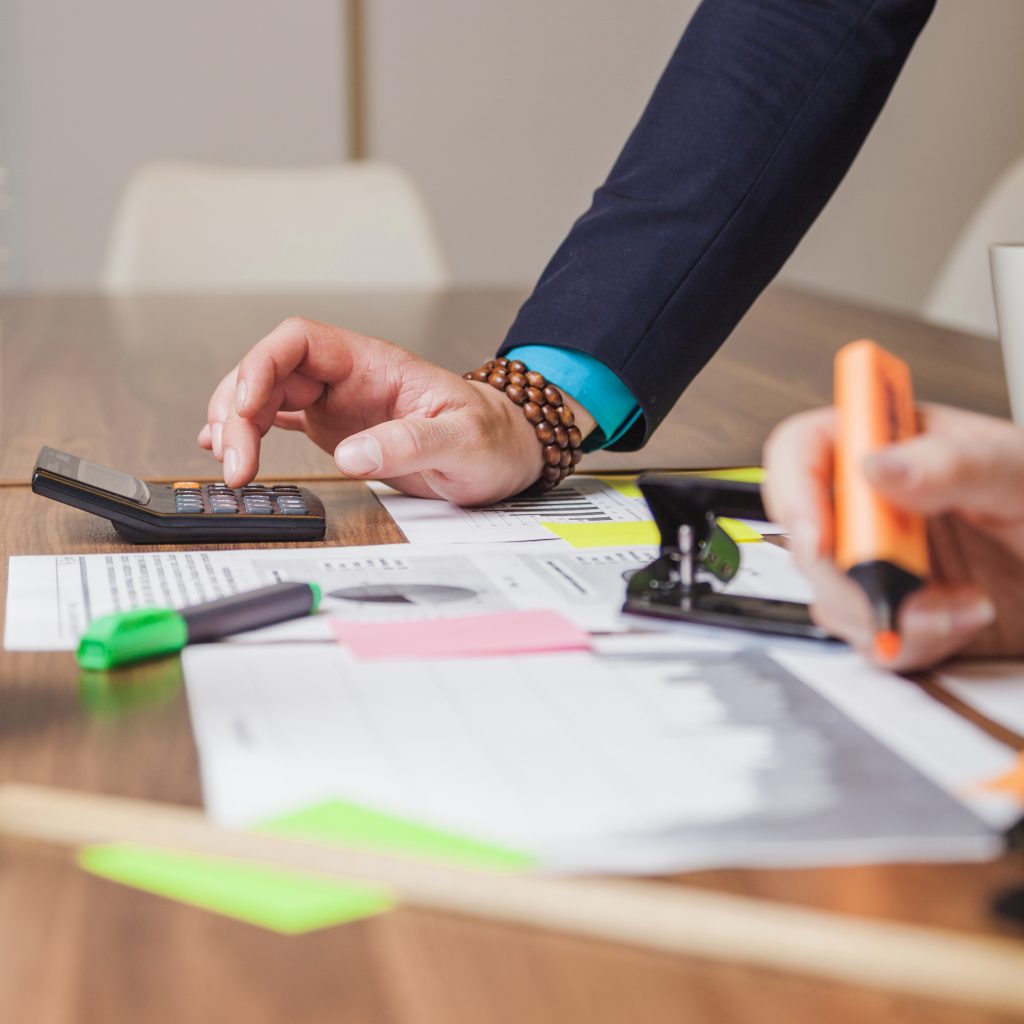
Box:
(498, 0), (935, 449)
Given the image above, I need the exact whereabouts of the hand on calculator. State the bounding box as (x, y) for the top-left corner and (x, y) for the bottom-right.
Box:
(198, 317), (583, 505)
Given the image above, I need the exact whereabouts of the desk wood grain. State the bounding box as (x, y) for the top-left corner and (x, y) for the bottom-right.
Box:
(0, 287), (1010, 483)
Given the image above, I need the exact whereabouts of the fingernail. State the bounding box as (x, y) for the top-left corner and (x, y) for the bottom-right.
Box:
(950, 595), (997, 632)
(335, 437), (382, 477)
(865, 450), (910, 484)
(905, 595), (996, 635)
(224, 447), (238, 482)
(235, 380), (249, 415)
(212, 423), (223, 458)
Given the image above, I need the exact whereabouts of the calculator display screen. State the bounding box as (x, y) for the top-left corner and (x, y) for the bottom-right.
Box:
(40, 448), (150, 504)
(77, 461), (150, 503)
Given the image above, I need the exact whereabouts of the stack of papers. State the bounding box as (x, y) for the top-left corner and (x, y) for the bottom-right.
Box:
(5, 475), (1021, 876)
(182, 637), (1017, 873)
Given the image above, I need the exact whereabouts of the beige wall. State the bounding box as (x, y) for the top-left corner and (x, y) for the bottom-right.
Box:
(370, 0), (1024, 318)
(4, 0), (1024, 319)
(0, 0), (345, 289)
(783, 0), (1024, 315)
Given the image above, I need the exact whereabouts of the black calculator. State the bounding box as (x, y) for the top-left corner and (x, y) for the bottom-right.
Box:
(31, 447), (326, 543)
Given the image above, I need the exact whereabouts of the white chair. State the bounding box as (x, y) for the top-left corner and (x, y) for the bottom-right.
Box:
(102, 160), (449, 292)
(923, 155), (1024, 338)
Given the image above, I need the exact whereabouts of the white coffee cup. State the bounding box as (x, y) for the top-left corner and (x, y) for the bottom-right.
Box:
(991, 243), (1024, 423)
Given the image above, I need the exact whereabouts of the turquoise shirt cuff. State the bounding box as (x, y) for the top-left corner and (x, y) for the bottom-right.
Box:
(504, 346), (641, 451)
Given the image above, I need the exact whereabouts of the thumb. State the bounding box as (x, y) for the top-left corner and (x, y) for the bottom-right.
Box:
(864, 431), (1024, 520)
(333, 416), (462, 480)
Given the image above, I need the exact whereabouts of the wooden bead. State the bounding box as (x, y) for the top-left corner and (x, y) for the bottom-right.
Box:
(535, 421), (555, 444)
(522, 401), (543, 424)
(463, 357), (583, 494)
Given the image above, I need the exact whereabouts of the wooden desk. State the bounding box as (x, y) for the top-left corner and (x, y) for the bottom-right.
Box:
(0, 285), (1010, 481)
(0, 287), (1021, 1024)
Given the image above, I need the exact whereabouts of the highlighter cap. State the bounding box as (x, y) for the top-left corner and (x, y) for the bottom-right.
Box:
(76, 607), (188, 670)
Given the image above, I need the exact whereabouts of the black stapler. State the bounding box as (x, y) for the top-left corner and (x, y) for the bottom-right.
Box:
(623, 474), (832, 641)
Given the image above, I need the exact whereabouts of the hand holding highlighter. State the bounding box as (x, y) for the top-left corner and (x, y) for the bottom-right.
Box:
(834, 340), (930, 660)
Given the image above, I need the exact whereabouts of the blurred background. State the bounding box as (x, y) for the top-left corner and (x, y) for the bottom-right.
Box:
(2, 0), (1023, 333)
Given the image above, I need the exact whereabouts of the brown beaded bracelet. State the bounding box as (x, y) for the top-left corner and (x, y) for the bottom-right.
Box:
(463, 357), (584, 493)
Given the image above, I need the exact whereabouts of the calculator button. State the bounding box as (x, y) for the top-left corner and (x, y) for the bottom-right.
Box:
(210, 505), (239, 514)
(173, 481), (201, 490)
(272, 485), (301, 493)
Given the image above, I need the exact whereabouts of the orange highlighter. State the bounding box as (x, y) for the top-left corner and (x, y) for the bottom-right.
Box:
(834, 339), (929, 660)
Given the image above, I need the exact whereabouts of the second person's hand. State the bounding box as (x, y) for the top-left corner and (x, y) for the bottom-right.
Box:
(197, 317), (592, 505)
(762, 403), (1024, 671)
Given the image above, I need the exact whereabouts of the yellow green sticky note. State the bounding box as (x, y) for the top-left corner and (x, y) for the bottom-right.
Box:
(677, 467), (765, 484)
(595, 476), (644, 499)
(595, 468), (765, 498)
(260, 799), (533, 871)
(540, 520), (660, 548)
(718, 517), (763, 543)
(78, 844), (394, 935)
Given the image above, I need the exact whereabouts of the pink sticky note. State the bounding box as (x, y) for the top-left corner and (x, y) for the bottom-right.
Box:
(330, 610), (592, 660)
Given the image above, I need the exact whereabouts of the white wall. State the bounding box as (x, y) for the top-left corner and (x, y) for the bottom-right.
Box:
(4, 0), (1024, 319)
(0, 0), (345, 289)
(782, 0), (1024, 316)
(368, 0), (689, 287)
(370, 0), (1024, 317)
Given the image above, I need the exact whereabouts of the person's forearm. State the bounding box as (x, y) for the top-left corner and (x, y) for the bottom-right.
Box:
(500, 0), (935, 449)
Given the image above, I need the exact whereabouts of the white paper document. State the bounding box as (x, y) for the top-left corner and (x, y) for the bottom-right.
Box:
(936, 661), (1024, 737)
(182, 637), (1017, 873)
(5, 541), (811, 650)
(371, 476), (782, 545)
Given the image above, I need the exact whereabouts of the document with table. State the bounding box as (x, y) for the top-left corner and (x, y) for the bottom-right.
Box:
(4, 539), (810, 648)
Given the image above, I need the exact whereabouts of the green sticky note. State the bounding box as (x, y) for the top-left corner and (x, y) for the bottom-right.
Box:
(261, 799), (533, 872)
(718, 517), (764, 543)
(677, 467), (765, 484)
(595, 475), (644, 499)
(78, 844), (394, 935)
(540, 520), (660, 549)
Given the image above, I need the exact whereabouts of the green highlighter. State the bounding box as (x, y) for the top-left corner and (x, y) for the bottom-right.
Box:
(76, 582), (322, 670)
